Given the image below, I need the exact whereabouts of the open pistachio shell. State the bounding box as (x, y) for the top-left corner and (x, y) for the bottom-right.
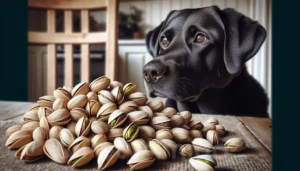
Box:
(161, 107), (177, 116)
(71, 82), (89, 97)
(189, 155), (217, 171)
(47, 109), (71, 126)
(123, 122), (139, 142)
(69, 136), (91, 152)
(86, 91), (98, 101)
(123, 83), (136, 96)
(98, 90), (115, 105)
(60, 128), (75, 148)
(107, 128), (124, 142)
(138, 125), (155, 140)
(18, 140), (44, 162)
(67, 94), (88, 110)
(156, 129), (173, 140)
(179, 144), (194, 157)
(96, 103), (117, 121)
(43, 138), (69, 164)
(70, 108), (89, 121)
(179, 111), (192, 125)
(111, 86), (124, 104)
(192, 138), (213, 153)
(160, 139), (178, 154)
(49, 126), (63, 140)
(63, 85), (73, 94)
(75, 117), (91, 137)
(6, 124), (22, 137)
(108, 109), (128, 128)
(128, 92), (148, 106)
(37, 95), (55, 107)
(118, 101), (138, 114)
(23, 109), (39, 123)
(224, 138), (246, 153)
(147, 100), (164, 112)
(21, 121), (40, 132)
(151, 116), (171, 130)
(66, 121), (76, 136)
(215, 125), (226, 136)
(170, 115), (185, 127)
(52, 99), (68, 111)
(110, 81), (124, 90)
(130, 138), (149, 153)
(91, 120), (109, 134)
(205, 117), (219, 125)
(154, 112), (173, 118)
(138, 105), (153, 118)
(94, 142), (113, 157)
(189, 120), (204, 130)
(91, 134), (108, 149)
(202, 122), (216, 136)
(39, 116), (50, 133)
(68, 147), (94, 167)
(206, 130), (220, 145)
(114, 137), (132, 159)
(127, 150), (156, 170)
(5, 130), (32, 149)
(37, 107), (53, 120)
(127, 111), (149, 125)
(15, 144), (26, 159)
(190, 130), (203, 139)
(149, 139), (170, 160)
(171, 127), (190, 143)
(85, 100), (101, 116)
(97, 146), (120, 169)
(89, 76), (111, 92)
(33, 127), (48, 141)
(53, 87), (72, 100)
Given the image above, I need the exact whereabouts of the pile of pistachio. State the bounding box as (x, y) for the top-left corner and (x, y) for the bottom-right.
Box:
(5, 76), (246, 170)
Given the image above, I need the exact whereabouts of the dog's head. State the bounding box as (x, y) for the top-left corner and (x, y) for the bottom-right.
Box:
(143, 6), (266, 101)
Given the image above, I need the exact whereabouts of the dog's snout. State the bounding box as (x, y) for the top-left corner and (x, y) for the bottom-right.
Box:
(143, 61), (166, 83)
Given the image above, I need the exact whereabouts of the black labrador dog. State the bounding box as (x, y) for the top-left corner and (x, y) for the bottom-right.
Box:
(143, 6), (269, 117)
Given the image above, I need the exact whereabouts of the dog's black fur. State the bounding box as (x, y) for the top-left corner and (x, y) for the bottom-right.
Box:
(143, 6), (269, 117)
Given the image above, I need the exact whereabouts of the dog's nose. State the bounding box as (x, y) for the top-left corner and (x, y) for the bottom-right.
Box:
(143, 61), (166, 83)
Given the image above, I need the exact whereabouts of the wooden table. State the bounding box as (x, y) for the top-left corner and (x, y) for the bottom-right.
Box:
(0, 101), (272, 170)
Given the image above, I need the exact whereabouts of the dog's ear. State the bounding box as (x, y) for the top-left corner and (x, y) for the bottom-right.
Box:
(220, 8), (267, 75)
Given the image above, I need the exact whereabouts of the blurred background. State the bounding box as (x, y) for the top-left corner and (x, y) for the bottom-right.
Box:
(27, 0), (271, 114)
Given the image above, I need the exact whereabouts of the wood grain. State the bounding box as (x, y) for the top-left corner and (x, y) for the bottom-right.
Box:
(239, 116), (272, 152)
(81, 10), (90, 82)
(64, 10), (74, 86)
(0, 101), (36, 121)
(28, 0), (107, 10)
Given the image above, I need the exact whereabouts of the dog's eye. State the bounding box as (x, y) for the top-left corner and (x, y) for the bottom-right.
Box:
(195, 34), (208, 44)
(161, 36), (169, 46)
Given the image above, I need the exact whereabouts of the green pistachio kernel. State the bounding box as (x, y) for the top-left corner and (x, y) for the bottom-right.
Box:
(195, 158), (216, 168)
(110, 119), (117, 127)
(84, 118), (90, 127)
(70, 156), (82, 165)
(125, 123), (138, 140)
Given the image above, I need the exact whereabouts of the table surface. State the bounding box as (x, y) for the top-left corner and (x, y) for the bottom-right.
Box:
(0, 101), (272, 171)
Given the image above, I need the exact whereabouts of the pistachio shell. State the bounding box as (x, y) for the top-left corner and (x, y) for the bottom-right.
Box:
(108, 109), (128, 128)
(151, 116), (170, 130)
(190, 130), (203, 139)
(94, 142), (113, 157)
(147, 100), (164, 112)
(128, 92), (148, 106)
(33, 127), (48, 141)
(156, 129), (173, 140)
(160, 139), (178, 153)
(63, 85), (73, 94)
(60, 128), (75, 148)
(111, 86), (124, 104)
(114, 137), (132, 159)
(192, 138), (213, 153)
(123, 83), (136, 96)
(49, 126), (63, 140)
(66, 121), (76, 136)
(47, 109), (71, 126)
(68, 147), (94, 167)
(67, 94), (88, 110)
(138, 125), (155, 140)
(110, 81), (124, 90)
(6, 124), (22, 137)
(86, 91), (98, 101)
(75, 117), (91, 137)
(127, 150), (156, 169)
(148, 139), (170, 160)
(91, 134), (108, 149)
(107, 128), (124, 142)
(72, 82), (89, 96)
(138, 105), (153, 118)
(97, 146), (120, 169)
(22, 109), (39, 123)
(89, 76), (111, 92)
(19, 140), (44, 162)
(171, 127), (190, 143)
(37, 107), (53, 120)
(70, 108), (88, 121)
(127, 111), (149, 125)
(130, 138), (149, 153)
(154, 112), (173, 118)
(170, 115), (185, 127)
(224, 138), (246, 153)
(205, 117), (219, 125)
(215, 125), (226, 136)
(206, 130), (220, 145)
(69, 136), (91, 152)
(15, 144), (26, 159)
(91, 120), (109, 134)
(96, 103), (117, 121)
(161, 107), (177, 116)
(179, 144), (194, 157)
(52, 99), (68, 111)
(5, 130), (32, 149)
(98, 90), (115, 104)
(179, 111), (192, 124)
(37, 95), (55, 107)
(39, 116), (50, 133)
(189, 120), (204, 130)
(53, 87), (72, 100)
(123, 122), (139, 142)
(43, 138), (69, 164)
(21, 121), (40, 132)
(189, 155), (217, 171)
(118, 101), (138, 114)
(86, 100), (101, 116)
(202, 122), (216, 136)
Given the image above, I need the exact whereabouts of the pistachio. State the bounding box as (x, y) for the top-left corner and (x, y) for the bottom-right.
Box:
(53, 87), (72, 100)
(151, 116), (171, 130)
(6, 124), (22, 137)
(118, 101), (138, 114)
(170, 115), (185, 127)
(85, 100), (101, 116)
(71, 82), (89, 96)
(107, 128), (124, 142)
(147, 100), (164, 112)
(123, 83), (136, 96)
(224, 138), (246, 153)
(179, 144), (194, 157)
(68, 147), (94, 167)
(202, 122), (216, 136)
(98, 90), (115, 104)
(18, 140), (44, 162)
(90, 116), (97, 123)
(127, 111), (149, 125)
(47, 109), (71, 126)
(97, 146), (120, 169)
(22, 109), (39, 123)
(75, 117), (91, 137)
(21, 121), (40, 132)
(154, 112), (173, 118)
(189, 120), (204, 130)
(182, 124), (190, 130)
(192, 138), (213, 153)
(86, 91), (98, 101)
(110, 80), (124, 90)
(91, 120), (109, 134)
(127, 150), (156, 170)
(190, 130), (203, 139)
(123, 122), (139, 142)
(138, 125), (155, 140)
(69, 136), (91, 152)
(111, 86), (124, 104)
(37, 95), (55, 107)
(206, 130), (220, 145)
(89, 76), (111, 92)
(49, 126), (63, 140)
(5, 130), (32, 149)
(189, 155), (217, 171)
(63, 85), (73, 94)
(215, 125), (226, 136)
(114, 137), (132, 159)
(156, 129), (173, 140)
(205, 117), (219, 125)
(161, 107), (177, 116)
(52, 99), (68, 111)
(39, 116), (50, 133)
(128, 92), (148, 106)
(67, 94), (88, 110)
(171, 127), (190, 143)
(94, 142), (113, 157)
(138, 105), (154, 118)
(160, 139), (178, 154)
(96, 103), (117, 121)
(66, 121), (76, 136)
(108, 109), (128, 128)
(149, 139), (170, 160)
(43, 138), (69, 164)
(70, 108), (88, 121)
(179, 111), (192, 124)
(130, 138), (149, 153)
(37, 107), (53, 120)
(33, 127), (48, 141)
(91, 134), (108, 149)
(60, 128), (75, 148)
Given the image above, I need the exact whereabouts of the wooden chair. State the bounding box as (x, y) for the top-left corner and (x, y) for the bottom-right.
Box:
(28, 0), (118, 95)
